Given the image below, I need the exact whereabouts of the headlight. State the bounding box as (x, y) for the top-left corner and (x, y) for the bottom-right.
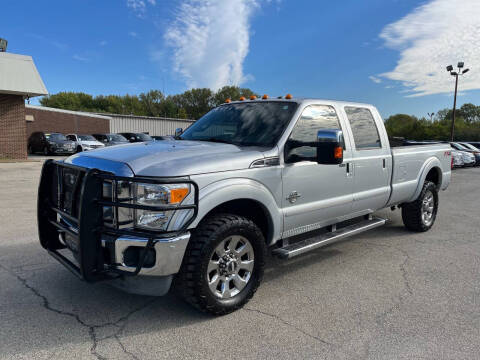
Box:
(135, 183), (190, 230)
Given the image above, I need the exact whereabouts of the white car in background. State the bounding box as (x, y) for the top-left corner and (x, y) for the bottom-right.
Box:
(66, 134), (105, 153)
(451, 149), (464, 168)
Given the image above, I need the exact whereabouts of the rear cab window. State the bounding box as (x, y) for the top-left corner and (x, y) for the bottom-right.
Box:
(344, 107), (381, 150)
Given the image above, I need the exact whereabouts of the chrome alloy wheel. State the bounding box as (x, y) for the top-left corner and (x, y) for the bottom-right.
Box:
(421, 190), (435, 226)
(207, 235), (254, 299)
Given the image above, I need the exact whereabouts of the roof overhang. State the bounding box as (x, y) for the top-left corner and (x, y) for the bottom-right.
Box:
(0, 52), (48, 97)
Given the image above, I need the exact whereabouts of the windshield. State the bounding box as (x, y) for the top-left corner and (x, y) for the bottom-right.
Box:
(78, 135), (96, 141)
(461, 143), (478, 151)
(108, 134), (127, 142)
(452, 142), (468, 150)
(136, 133), (152, 141)
(45, 133), (67, 141)
(180, 101), (298, 147)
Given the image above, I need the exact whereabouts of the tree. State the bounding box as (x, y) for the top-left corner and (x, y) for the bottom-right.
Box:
(212, 86), (257, 106)
(139, 90), (165, 117)
(458, 103), (480, 124)
(171, 88), (214, 119)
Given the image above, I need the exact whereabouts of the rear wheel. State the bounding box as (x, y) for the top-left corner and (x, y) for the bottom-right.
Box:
(175, 214), (266, 315)
(43, 146), (49, 155)
(402, 181), (438, 232)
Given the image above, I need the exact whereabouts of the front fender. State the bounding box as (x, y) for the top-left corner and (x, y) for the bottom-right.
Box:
(408, 157), (442, 202)
(189, 178), (282, 245)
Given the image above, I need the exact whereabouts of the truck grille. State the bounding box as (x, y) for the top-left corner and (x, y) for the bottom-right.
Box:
(59, 168), (84, 218)
(38, 160), (199, 282)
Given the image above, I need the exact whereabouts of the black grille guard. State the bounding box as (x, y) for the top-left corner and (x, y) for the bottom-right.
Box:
(38, 159), (199, 282)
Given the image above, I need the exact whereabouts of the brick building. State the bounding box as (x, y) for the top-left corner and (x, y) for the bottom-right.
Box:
(0, 52), (48, 159)
(25, 105), (110, 138)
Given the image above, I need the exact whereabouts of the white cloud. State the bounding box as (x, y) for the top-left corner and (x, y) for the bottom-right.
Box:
(379, 0), (480, 97)
(126, 0), (155, 18)
(164, 0), (259, 90)
(369, 75), (382, 84)
(72, 54), (89, 62)
(129, 31), (138, 37)
(99, 40), (107, 46)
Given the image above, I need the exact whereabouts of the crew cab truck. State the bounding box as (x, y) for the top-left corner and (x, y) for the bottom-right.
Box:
(38, 98), (451, 315)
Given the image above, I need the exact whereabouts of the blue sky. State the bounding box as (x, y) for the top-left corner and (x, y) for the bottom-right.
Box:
(3, 0), (479, 118)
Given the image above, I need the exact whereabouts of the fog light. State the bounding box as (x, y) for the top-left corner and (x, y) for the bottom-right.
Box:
(123, 246), (155, 268)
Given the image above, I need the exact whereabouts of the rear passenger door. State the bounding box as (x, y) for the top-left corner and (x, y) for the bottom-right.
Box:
(342, 106), (391, 214)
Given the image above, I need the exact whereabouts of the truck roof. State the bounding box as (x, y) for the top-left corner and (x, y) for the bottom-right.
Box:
(224, 97), (374, 108)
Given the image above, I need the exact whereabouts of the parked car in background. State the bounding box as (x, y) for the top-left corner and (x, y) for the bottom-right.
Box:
(450, 142), (477, 166)
(66, 134), (105, 153)
(467, 142), (480, 148)
(152, 135), (174, 141)
(27, 132), (76, 155)
(119, 132), (153, 143)
(451, 150), (465, 168)
(92, 133), (129, 146)
(458, 142), (480, 166)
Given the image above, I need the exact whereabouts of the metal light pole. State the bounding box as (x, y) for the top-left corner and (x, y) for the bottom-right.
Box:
(446, 62), (469, 141)
(427, 112), (435, 121)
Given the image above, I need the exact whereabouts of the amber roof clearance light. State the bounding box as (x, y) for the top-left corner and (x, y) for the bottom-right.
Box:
(225, 98), (231, 103)
(239, 96), (246, 101)
(285, 94), (292, 99)
(262, 94), (268, 99)
(250, 95), (257, 100)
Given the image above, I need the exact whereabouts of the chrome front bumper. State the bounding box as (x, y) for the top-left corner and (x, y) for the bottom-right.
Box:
(105, 232), (190, 277)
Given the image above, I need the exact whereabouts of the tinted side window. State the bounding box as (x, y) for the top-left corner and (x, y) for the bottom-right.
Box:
(287, 105), (341, 160)
(345, 107), (381, 149)
(67, 135), (76, 141)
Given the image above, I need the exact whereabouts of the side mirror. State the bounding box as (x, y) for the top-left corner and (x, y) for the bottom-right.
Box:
(175, 128), (183, 138)
(316, 129), (344, 165)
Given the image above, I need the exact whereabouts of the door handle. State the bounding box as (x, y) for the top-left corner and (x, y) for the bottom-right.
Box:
(382, 158), (386, 169)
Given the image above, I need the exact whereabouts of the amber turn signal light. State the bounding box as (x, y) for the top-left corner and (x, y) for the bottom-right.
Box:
(170, 188), (189, 204)
(334, 146), (343, 159)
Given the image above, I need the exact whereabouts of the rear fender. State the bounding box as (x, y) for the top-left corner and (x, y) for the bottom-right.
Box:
(408, 157), (442, 202)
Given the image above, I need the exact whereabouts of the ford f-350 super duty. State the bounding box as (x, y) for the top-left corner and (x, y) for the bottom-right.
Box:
(38, 97), (451, 315)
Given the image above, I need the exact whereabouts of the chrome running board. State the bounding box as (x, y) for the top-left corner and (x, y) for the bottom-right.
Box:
(272, 216), (386, 259)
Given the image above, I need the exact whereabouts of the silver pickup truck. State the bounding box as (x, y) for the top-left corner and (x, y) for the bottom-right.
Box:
(38, 98), (451, 315)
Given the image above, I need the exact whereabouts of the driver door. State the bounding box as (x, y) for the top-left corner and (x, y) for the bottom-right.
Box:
(282, 104), (354, 237)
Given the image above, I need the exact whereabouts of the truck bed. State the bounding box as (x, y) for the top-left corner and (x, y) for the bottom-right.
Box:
(387, 143), (451, 206)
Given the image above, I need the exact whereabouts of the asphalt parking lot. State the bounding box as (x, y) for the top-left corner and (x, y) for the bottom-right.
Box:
(0, 160), (479, 360)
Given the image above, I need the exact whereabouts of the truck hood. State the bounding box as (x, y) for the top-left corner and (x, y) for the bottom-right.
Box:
(67, 140), (267, 177)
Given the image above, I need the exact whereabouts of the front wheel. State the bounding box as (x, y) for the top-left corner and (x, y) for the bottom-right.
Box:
(76, 146), (83, 153)
(401, 181), (438, 232)
(175, 214), (266, 315)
